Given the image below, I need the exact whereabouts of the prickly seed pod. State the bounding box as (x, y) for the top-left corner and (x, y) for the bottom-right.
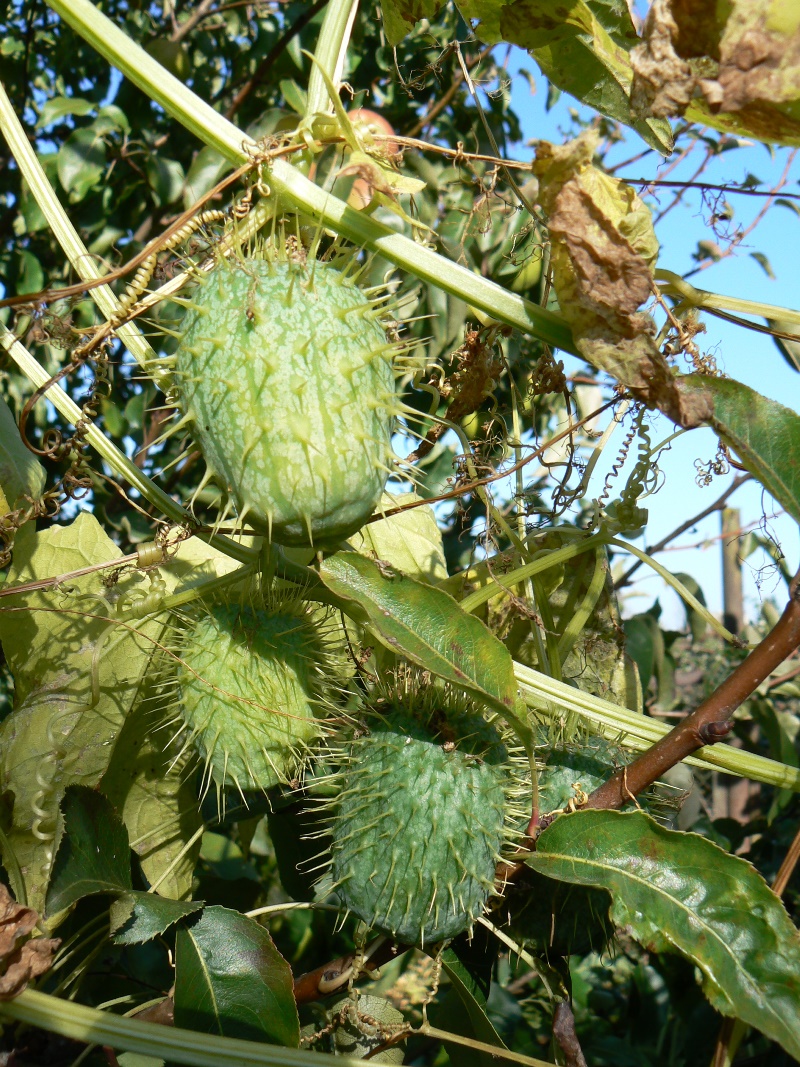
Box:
(170, 592), (342, 799)
(323, 677), (527, 947)
(169, 239), (404, 547)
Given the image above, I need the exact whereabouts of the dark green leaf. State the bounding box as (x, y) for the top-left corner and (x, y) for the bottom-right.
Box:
(174, 906), (299, 1047)
(676, 375), (800, 523)
(379, 1), (443, 45)
(328, 994), (406, 1062)
(267, 801), (329, 902)
(319, 552), (517, 718)
(528, 810), (800, 1060)
(46, 785), (132, 916)
(431, 933), (506, 1067)
(57, 127), (106, 200)
(749, 251), (775, 279)
(110, 891), (203, 945)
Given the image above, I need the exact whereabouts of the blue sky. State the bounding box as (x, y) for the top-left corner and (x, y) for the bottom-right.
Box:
(502, 55), (800, 628)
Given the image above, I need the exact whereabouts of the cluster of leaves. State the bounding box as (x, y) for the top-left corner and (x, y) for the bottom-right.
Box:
(1, 2), (800, 1067)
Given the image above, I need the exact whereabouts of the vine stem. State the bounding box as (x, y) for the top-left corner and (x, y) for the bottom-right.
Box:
(304, 0), (359, 120)
(45, 0), (575, 352)
(584, 578), (800, 812)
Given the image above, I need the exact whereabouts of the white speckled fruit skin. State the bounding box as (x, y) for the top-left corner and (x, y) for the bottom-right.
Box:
(175, 256), (396, 546)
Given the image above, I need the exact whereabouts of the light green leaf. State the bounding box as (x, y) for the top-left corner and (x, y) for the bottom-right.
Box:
(110, 891), (203, 945)
(36, 96), (95, 128)
(528, 810), (800, 1061)
(675, 375), (800, 523)
(174, 906), (299, 1047)
(348, 493), (447, 585)
(145, 155), (185, 207)
(329, 994), (406, 1063)
(0, 393), (45, 516)
(768, 317), (800, 374)
(46, 785), (132, 916)
(183, 145), (229, 209)
(0, 514), (163, 914)
(319, 552), (518, 719)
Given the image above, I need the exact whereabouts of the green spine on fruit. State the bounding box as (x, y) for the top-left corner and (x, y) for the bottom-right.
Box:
(172, 245), (399, 546)
(327, 684), (522, 946)
(175, 597), (336, 796)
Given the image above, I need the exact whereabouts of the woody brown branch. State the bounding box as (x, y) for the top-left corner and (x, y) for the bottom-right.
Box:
(585, 580), (800, 811)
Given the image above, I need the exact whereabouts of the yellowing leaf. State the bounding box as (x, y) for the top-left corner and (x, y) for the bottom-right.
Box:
(348, 493), (448, 585)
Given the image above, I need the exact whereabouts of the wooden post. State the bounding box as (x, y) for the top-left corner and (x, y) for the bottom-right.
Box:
(714, 507), (753, 830)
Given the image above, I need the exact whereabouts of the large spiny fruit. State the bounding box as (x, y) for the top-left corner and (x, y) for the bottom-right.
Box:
(172, 243), (399, 546)
(327, 682), (520, 947)
(175, 596), (337, 797)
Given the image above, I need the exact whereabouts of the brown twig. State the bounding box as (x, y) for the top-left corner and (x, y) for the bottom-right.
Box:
(614, 474), (750, 588)
(292, 940), (402, 1005)
(685, 149), (797, 279)
(552, 1002), (588, 1067)
(627, 177), (800, 202)
(584, 579), (800, 812)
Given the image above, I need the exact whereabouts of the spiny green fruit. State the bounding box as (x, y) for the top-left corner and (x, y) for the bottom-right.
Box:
(171, 244), (401, 547)
(174, 597), (338, 797)
(327, 683), (523, 947)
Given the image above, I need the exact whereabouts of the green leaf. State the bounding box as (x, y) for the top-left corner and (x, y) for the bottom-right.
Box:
(46, 785), (132, 916)
(379, 1), (443, 45)
(328, 994), (406, 1063)
(110, 891), (203, 945)
(671, 572), (708, 642)
(174, 906), (300, 1047)
(145, 155), (185, 207)
(57, 126), (105, 200)
(101, 695), (203, 901)
(0, 393), (45, 516)
(675, 375), (800, 523)
(348, 493), (448, 585)
(528, 810), (800, 1060)
(319, 552), (517, 718)
(0, 514), (164, 914)
(432, 934), (506, 1067)
(183, 145), (229, 209)
(36, 96), (95, 128)
(767, 317), (800, 374)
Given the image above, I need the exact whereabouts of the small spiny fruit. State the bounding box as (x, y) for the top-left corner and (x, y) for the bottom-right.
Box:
(170, 239), (401, 547)
(326, 678), (525, 947)
(173, 593), (339, 799)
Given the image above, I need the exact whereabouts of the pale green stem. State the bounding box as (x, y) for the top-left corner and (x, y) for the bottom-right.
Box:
(606, 536), (742, 645)
(1, 989), (367, 1067)
(459, 532), (608, 614)
(510, 374), (552, 676)
(514, 659), (800, 790)
(0, 80), (157, 370)
(656, 269), (800, 326)
(305, 0), (359, 118)
(556, 546), (606, 659)
(246, 902), (343, 919)
(0, 324), (257, 565)
(45, 0), (575, 351)
(146, 824), (205, 894)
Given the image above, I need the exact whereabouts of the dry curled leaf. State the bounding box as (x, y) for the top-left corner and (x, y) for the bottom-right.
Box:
(534, 131), (697, 422)
(632, 0), (800, 147)
(0, 883), (60, 1000)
